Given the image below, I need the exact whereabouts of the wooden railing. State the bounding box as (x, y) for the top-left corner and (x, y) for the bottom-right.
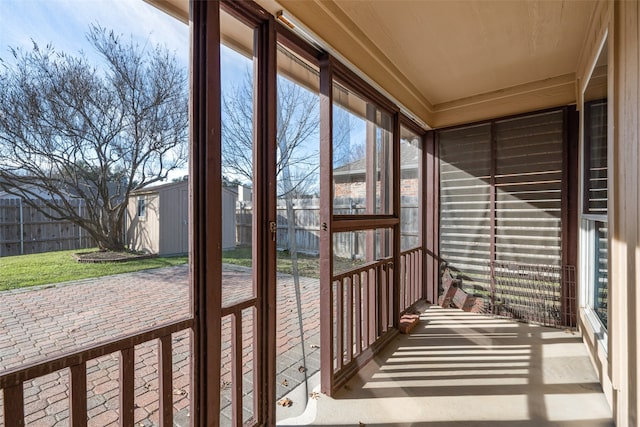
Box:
(0, 318), (193, 426)
(220, 298), (258, 426)
(329, 248), (425, 389)
(400, 247), (423, 313)
(331, 257), (395, 385)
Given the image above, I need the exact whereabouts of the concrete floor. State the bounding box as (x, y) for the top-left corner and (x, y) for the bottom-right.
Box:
(279, 306), (614, 427)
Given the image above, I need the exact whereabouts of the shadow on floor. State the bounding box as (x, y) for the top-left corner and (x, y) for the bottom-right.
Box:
(279, 306), (614, 427)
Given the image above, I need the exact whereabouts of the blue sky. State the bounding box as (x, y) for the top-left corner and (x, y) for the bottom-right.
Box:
(0, 0), (254, 183)
(0, 0), (189, 67)
(0, 0), (250, 103)
(0, 1), (322, 188)
(0, 0), (191, 181)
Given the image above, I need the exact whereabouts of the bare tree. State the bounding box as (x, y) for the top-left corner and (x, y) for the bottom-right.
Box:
(222, 73), (319, 198)
(332, 104), (363, 169)
(222, 64), (321, 403)
(0, 25), (188, 251)
(222, 70), (318, 265)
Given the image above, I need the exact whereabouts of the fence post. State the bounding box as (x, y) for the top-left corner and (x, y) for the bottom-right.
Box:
(19, 198), (24, 255)
(78, 200), (82, 248)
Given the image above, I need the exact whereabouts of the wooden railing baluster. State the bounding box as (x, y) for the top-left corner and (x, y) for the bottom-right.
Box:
(362, 272), (369, 349)
(346, 276), (354, 362)
(408, 252), (413, 306)
(397, 247), (423, 314)
(158, 335), (173, 427)
(355, 272), (362, 355)
(120, 347), (135, 427)
(328, 254), (426, 393)
(4, 383), (24, 426)
(0, 320), (192, 427)
(368, 267), (376, 345)
(70, 362), (87, 427)
(336, 279), (344, 371)
(231, 312), (243, 426)
(377, 264), (384, 335)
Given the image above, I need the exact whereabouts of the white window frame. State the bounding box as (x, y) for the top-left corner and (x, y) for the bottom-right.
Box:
(580, 216), (608, 343)
(137, 196), (147, 219)
(579, 32), (609, 349)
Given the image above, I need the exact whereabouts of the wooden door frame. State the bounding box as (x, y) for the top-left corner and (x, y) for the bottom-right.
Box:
(191, 0), (433, 421)
(190, 1), (222, 424)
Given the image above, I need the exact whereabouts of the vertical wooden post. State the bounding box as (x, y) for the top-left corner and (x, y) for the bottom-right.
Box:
(254, 13), (278, 424)
(319, 54), (335, 395)
(70, 362), (87, 427)
(365, 104), (377, 262)
(158, 335), (173, 426)
(392, 112), (401, 328)
(562, 106), (580, 326)
(120, 347), (135, 427)
(19, 197), (24, 255)
(415, 126), (425, 303)
(4, 384), (24, 427)
(190, 1), (222, 425)
(424, 130), (438, 303)
(489, 123), (497, 310)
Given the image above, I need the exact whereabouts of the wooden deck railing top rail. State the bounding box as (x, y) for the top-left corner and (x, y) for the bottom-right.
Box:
(333, 256), (393, 282)
(1, 318), (193, 427)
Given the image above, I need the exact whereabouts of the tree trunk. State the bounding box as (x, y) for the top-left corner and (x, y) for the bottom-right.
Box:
(97, 237), (126, 252)
(95, 216), (126, 251)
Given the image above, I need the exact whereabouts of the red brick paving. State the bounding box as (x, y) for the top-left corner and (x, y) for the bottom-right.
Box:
(0, 263), (320, 426)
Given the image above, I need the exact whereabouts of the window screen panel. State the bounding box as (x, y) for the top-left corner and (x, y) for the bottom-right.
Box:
(585, 100), (608, 214)
(439, 123), (491, 295)
(495, 110), (564, 266)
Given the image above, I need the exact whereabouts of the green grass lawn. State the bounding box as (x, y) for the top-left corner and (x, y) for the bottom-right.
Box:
(222, 247), (321, 278)
(1, 247), (359, 292)
(0, 249), (188, 291)
(222, 247), (363, 278)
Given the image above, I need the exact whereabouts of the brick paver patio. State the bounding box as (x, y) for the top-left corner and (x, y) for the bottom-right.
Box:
(0, 263), (320, 426)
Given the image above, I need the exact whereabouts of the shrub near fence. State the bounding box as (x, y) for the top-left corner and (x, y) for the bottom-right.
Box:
(0, 198), (95, 257)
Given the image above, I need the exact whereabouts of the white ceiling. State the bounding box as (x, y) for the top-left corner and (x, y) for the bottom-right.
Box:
(148, 0), (600, 127)
(269, 0), (599, 127)
(331, 0), (596, 105)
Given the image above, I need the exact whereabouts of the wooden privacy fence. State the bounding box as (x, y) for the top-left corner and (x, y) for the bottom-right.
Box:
(236, 198), (420, 256)
(236, 199), (321, 254)
(0, 199), (95, 257)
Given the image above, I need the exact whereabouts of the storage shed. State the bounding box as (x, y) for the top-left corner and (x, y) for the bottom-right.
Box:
(127, 180), (238, 256)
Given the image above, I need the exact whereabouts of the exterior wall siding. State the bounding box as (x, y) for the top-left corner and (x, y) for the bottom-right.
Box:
(611, 1), (640, 425)
(576, 0), (613, 412)
(577, 1), (640, 426)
